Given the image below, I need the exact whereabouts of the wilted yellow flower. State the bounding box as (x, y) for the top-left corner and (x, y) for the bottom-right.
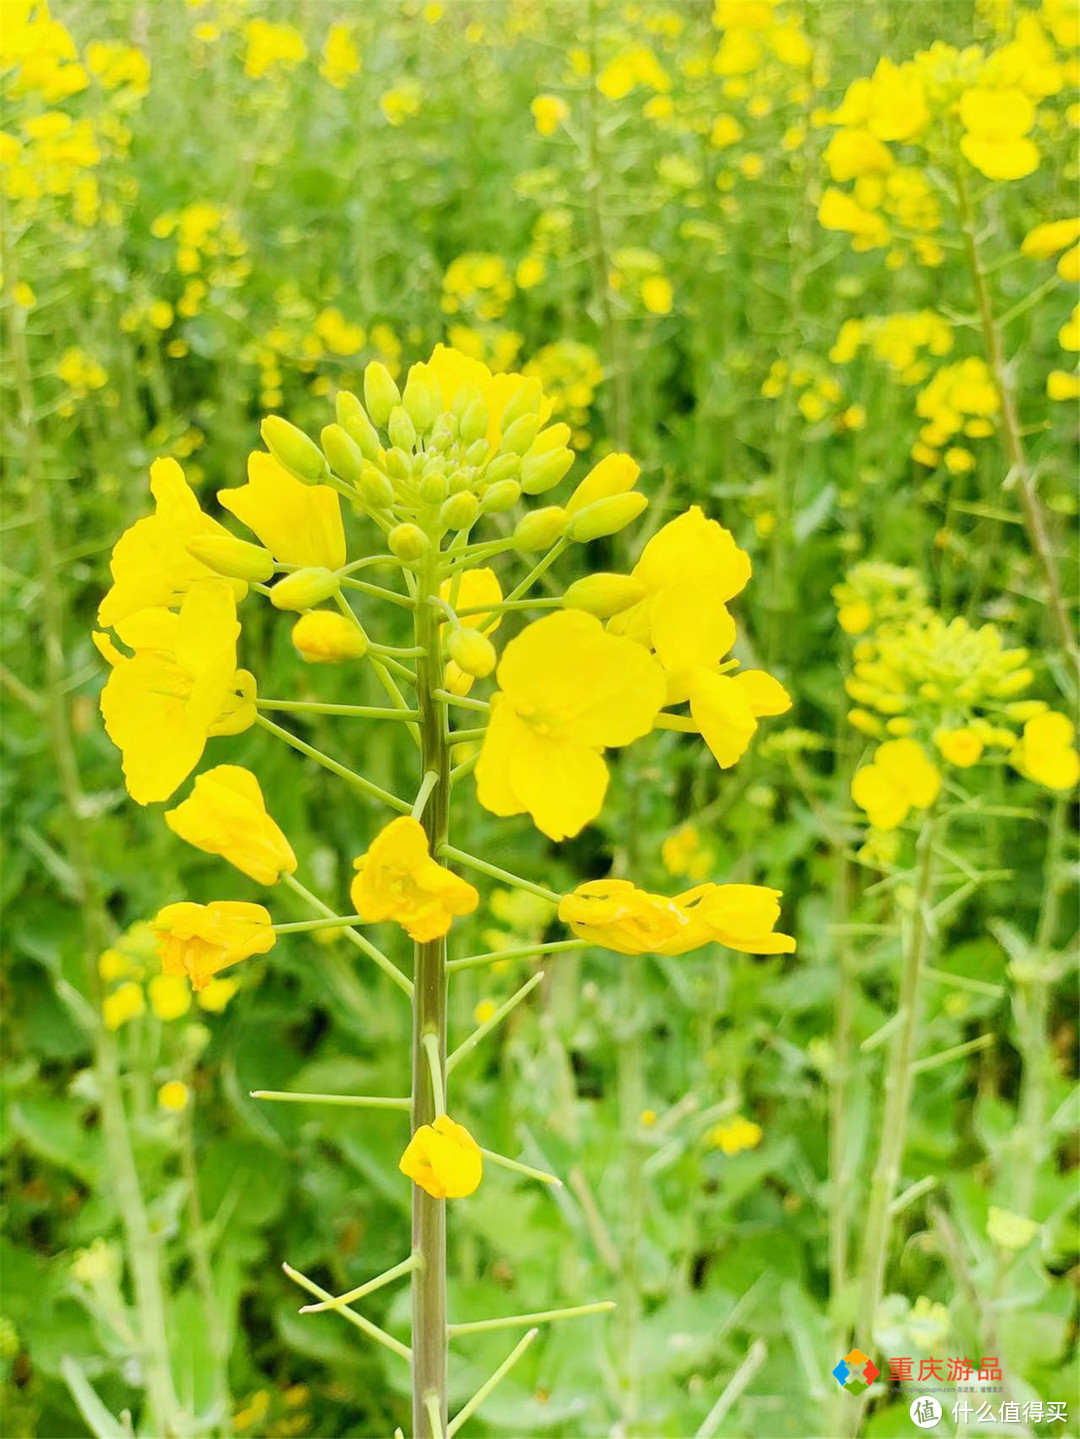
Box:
(558, 880), (687, 954)
(165, 765), (297, 884)
(219, 452), (346, 570)
(475, 611), (665, 840)
(97, 581), (248, 804)
(400, 1114), (483, 1199)
(351, 817), (479, 942)
(668, 883), (795, 954)
(851, 739), (941, 830)
(99, 458), (245, 628)
(153, 900), (275, 990)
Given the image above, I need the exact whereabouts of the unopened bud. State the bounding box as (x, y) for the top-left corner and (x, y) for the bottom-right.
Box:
(270, 567), (340, 611)
(335, 390), (382, 460)
(563, 573), (646, 618)
(521, 445), (574, 495)
(500, 377), (543, 430)
(260, 415), (327, 483)
(388, 523), (429, 562)
(442, 659), (474, 697)
(499, 413), (541, 456)
(419, 471), (448, 505)
(363, 361), (400, 428)
(359, 462), (395, 510)
(448, 627), (497, 678)
(484, 453), (520, 484)
(384, 448), (412, 481)
(388, 404), (417, 453)
(480, 479), (521, 513)
(465, 438), (490, 468)
(566, 452), (640, 515)
(402, 362), (441, 436)
(321, 423), (365, 484)
(292, 611), (368, 662)
(187, 534), (274, 583)
(460, 397), (489, 446)
(441, 491), (479, 530)
(514, 505), (567, 551)
(567, 491), (647, 542)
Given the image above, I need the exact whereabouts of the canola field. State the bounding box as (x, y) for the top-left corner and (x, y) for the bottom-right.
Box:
(2, 2), (1079, 1437)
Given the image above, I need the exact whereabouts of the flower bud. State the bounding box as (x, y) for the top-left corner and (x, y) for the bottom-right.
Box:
(460, 396), (489, 446)
(430, 424), (454, 451)
(292, 611), (368, 662)
(499, 413), (541, 456)
(270, 567), (340, 611)
(442, 659), (474, 696)
(402, 362), (441, 436)
(567, 491), (648, 542)
(484, 453), (520, 484)
(514, 505), (567, 551)
(388, 404), (417, 453)
(563, 573), (646, 618)
(388, 523), (429, 562)
(187, 534), (274, 583)
(363, 361), (400, 428)
(359, 462), (395, 510)
(321, 423), (365, 484)
(500, 377), (543, 430)
(335, 390), (382, 460)
(521, 444), (574, 495)
(441, 491), (479, 530)
(566, 452), (640, 515)
(419, 470), (448, 505)
(448, 627), (497, 678)
(480, 479), (521, 513)
(384, 447), (412, 480)
(465, 438), (490, 468)
(260, 415), (327, 483)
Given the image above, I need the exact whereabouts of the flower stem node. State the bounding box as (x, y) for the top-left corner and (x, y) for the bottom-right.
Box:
(363, 360), (401, 428)
(186, 534), (275, 583)
(269, 567), (340, 612)
(389, 523), (429, 563)
(335, 389), (383, 460)
(563, 573), (646, 619)
(260, 415), (328, 484)
(567, 491), (648, 542)
(513, 506), (566, 552)
(320, 423), (365, 485)
(291, 611), (368, 663)
(448, 628), (496, 679)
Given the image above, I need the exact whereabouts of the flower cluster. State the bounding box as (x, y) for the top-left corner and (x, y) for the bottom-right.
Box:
(830, 311), (954, 386)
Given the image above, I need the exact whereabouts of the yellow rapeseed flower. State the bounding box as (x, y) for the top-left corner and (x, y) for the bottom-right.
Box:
(165, 765), (297, 885)
(705, 1115), (763, 1155)
(559, 878), (795, 955)
(102, 981), (145, 1031)
(157, 1080), (190, 1112)
(399, 1114), (483, 1198)
(851, 738), (941, 830)
(219, 452), (346, 570)
(153, 900), (275, 990)
(351, 817), (479, 942)
(531, 93), (568, 136)
(1010, 712), (1080, 790)
(148, 973), (192, 1021)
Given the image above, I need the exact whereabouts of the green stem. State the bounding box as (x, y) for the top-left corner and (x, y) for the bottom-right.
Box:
(411, 544), (451, 1436)
(251, 1090), (411, 1110)
(412, 769), (441, 822)
(954, 159), (1078, 677)
(257, 699), (420, 721)
(446, 971), (545, 1073)
(447, 939), (586, 974)
(446, 1329), (539, 1438)
(448, 1301), (614, 1336)
(281, 872), (413, 996)
(437, 845), (560, 904)
(299, 1254), (421, 1313)
(180, 1100), (230, 1434)
(256, 714), (411, 812)
(849, 812), (940, 1436)
(282, 1263), (411, 1362)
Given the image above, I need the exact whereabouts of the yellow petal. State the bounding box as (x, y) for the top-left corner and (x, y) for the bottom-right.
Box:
(688, 670), (758, 768)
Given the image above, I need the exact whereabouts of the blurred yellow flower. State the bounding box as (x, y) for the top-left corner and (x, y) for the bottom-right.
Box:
(531, 93), (567, 136)
(244, 19), (306, 80)
(851, 739), (940, 830)
(959, 87), (1038, 180)
(148, 973), (192, 1022)
(320, 22), (359, 88)
(1010, 711), (1079, 790)
(157, 1080), (190, 1113)
(705, 1115), (763, 1155)
(103, 981), (145, 1031)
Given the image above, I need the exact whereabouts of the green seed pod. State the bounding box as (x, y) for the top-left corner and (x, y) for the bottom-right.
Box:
(402, 362), (441, 436)
(358, 462), (395, 510)
(480, 478), (521, 513)
(388, 404), (417, 453)
(563, 573), (646, 619)
(567, 491), (648, 542)
(441, 490), (479, 531)
(269, 566), (340, 611)
(363, 360), (400, 428)
(460, 396), (489, 446)
(500, 377), (543, 430)
(514, 505), (567, 552)
(419, 470), (449, 505)
(187, 534), (274, 583)
(388, 523), (429, 562)
(448, 627), (497, 679)
(520, 445), (574, 495)
(320, 423), (365, 485)
(335, 390), (382, 460)
(260, 415), (327, 483)
(484, 453), (520, 484)
(499, 413), (541, 456)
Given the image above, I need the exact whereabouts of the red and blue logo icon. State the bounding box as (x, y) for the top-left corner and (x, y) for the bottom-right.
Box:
(833, 1349), (880, 1395)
